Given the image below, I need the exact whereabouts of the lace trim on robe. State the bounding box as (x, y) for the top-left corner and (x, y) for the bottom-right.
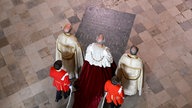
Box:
(85, 43), (113, 68)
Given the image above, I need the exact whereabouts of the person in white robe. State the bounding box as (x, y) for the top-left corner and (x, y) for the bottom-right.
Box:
(55, 24), (83, 79)
(115, 45), (143, 96)
(73, 34), (117, 108)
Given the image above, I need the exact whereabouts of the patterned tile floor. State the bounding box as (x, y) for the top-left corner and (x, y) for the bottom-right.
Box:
(0, 0), (192, 108)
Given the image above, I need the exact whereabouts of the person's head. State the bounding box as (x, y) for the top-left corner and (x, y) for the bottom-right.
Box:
(53, 60), (62, 70)
(111, 76), (120, 85)
(130, 45), (139, 55)
(96, 33), (105, 44)
(63, 24), (72, 33)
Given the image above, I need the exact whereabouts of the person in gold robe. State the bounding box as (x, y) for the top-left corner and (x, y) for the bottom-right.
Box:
(55, 24), (83, 79)
(116, 45), (143, 96)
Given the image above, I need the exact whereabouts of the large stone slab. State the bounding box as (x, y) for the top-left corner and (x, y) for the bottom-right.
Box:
(75, 6), (135, 63)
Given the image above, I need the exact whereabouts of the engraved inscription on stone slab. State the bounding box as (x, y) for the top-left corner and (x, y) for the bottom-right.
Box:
(76, 6), (135, 63)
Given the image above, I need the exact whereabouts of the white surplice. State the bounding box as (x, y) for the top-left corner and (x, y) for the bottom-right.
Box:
(85, 43), (113, 68)
(116, 53), (143, 96)
(55, 33), (83, 79)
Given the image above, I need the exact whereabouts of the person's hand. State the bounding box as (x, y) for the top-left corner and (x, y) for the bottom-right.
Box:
(69, 85), (72, 89)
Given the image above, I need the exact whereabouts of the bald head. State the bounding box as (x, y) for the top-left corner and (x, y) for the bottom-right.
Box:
(63, 24), (72, 33)
(130, 45), (139, 55)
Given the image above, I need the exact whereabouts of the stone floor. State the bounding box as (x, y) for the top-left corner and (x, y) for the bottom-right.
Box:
(0, 0), (192, 108)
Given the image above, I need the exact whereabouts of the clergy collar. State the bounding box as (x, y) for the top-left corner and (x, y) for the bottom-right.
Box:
(64, 32), (71, 36)
(127, 53), (138, 59)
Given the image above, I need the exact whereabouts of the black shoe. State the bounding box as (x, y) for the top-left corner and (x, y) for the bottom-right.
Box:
(64, 94), (68, 99)
(55, 96), (62, 102)
(64, 89), (71, 99)
(55, 99), (59, 102)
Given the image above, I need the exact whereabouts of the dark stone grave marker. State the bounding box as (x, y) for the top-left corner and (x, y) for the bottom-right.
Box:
(76, 6), (135, 63)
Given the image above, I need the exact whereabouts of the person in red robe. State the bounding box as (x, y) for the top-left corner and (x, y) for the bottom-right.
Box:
(104, 76), (124, 108)
(49, 60), (71, 102)
(73, 34), (117, 108)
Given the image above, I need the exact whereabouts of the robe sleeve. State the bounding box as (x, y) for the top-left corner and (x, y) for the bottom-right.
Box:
(55, 39), (62, 61)
(49, 67), (55, 78)
(84, 44), (93, 62)
(119, 86), (124, 99)
(75, 42), (84, 72)
(103, 47), (113, 63)
(104, 80), (109, 92)
(64, 74), (70, 86)
(115, 54), (125, 75)
(70, 35), (84, 73)
(138, 60), (143, 96)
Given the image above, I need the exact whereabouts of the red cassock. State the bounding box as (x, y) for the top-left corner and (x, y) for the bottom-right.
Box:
(104, 80), (124, 106)
(73, 60), (116, 108)
(49, 67), (70, 92)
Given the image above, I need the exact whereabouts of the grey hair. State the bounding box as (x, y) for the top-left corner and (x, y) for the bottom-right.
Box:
(96, 33), (105, 44)
(130, 45), (139, 55)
